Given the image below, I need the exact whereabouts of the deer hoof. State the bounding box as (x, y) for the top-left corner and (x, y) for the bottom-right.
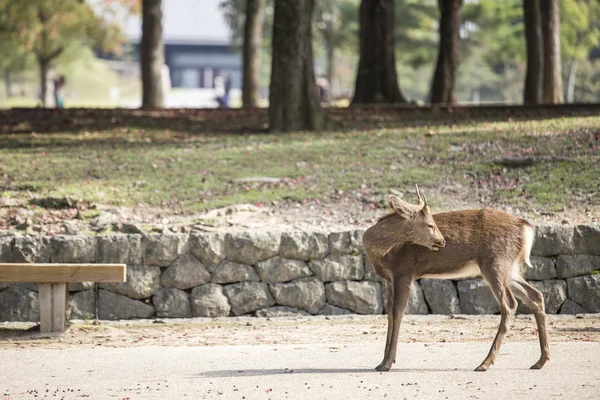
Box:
(530, 360), (546, 370)
(474, 364), (488, 372)
(375, 363), (391, 372)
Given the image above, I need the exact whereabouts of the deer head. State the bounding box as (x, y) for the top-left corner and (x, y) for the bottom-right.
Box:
(387, 185), (446, 251)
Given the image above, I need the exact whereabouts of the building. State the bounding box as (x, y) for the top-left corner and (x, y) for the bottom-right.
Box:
(125, 0), (241, 90)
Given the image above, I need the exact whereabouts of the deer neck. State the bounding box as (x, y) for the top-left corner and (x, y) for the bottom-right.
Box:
(366, 214), (417, 259)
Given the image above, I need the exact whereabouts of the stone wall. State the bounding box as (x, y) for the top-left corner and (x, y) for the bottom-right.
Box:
(0, 225), (599, 322)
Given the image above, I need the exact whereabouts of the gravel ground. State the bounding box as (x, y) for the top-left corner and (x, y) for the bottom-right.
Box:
(1, 314), (599, 400)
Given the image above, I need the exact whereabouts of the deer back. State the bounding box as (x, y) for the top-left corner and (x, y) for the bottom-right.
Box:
(363, 208), (534, 280)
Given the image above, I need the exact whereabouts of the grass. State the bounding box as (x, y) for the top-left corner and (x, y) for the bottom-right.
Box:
(0, 116), (599, 219)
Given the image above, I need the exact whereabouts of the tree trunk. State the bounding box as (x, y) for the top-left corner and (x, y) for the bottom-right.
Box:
(141, 0), (165, 108)
(566, 59), (577, 103)
(351, 0), (406, 105)
(36, 9), (63, 108)
(540, 0), (563, 104)
(269, 0), (322, 132)
(325, 18), (335, 101)
(38, 58), (49, 107)
(523, 0), (543, 104)
(4, 70), (13, 98)
(242, 0), (265, 108)
(430, 0), (463, 104)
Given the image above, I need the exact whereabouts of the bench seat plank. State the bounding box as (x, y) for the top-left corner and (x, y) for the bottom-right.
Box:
(0, 263), (126, 283)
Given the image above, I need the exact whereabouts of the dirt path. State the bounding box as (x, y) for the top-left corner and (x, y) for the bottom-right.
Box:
(1, 314), (598, 350)
(1, 315), (599, 400)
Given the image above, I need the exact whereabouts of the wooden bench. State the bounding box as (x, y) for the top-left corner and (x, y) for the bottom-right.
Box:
(0, 263), (126, 333)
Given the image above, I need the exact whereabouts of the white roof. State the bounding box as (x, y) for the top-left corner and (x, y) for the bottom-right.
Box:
(124, 0), (232, 45)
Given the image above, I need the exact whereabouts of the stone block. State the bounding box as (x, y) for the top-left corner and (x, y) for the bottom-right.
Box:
(189, 232), (226, 271)
(255, 306), (310, 318)
(255, 256), (313, 283)
(223, 281), (275, 316)
(329, 230), (363, 255)
(532, 226), (574, 256)
(68, 290), (95, 320)
(190, 284), (231, 317)
(318, 304), (353, 316)
(573, 225), (600, 255)
(142, 234), (189, 267)
(13, 236), (50, 263)
(98, 290), (155, 320)
(97, 234), (142, 265)
(279, 232), (329, 261)
(457, 278), (499, 314)
(560, 299), (587, 314)
(556, 255), (600, 279)
(269, 277), (326, 314)
(524, 257), (557, 280)
(211, 260), (259, 284)
(100, 265), (161, 300)
(50, 236), (96, 263)
(326, 280), (383, 315)
(308, 254), (363, 282)
(161, 254), (210, 290)
(420, 279), (461, 314)
(0, 286), (39, 322)
(566, 275), (600, 312)
(153, 288), (192, 318)
(225, 232), (280, 265)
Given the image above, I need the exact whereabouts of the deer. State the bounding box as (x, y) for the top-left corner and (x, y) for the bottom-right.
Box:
(362, 185), (549, 372)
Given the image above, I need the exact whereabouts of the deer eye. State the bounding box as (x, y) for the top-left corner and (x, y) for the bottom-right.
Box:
(428, 225), (434, 230)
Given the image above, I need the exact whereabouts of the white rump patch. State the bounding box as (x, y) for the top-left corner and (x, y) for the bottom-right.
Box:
(422, 260), (481, 280)
(512, 224), (535, 280)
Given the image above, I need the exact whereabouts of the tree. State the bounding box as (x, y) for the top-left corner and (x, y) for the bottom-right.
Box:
(141, 0), (164, 108)
(0, 0), (123, 107)
(269, 0), (322, 131)
(242, 0), (265, 107)
(430, 0), (463, 104)
(352, 0), (407, 104)
(314, 2), (340, 96)
(560, 0), (600, 103)
(0, 32), (31, 99)
(540, 0), (562, 103)
(222, 0), (358, 101)
(523, 0), (543, 104)
(313, 1), (358, 98)
(460, 0), (525, 103)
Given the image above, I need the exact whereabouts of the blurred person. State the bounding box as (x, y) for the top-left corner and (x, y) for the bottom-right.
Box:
(214, 75), (228, 108)
(53, 75), (66, 108)
(223, 74), (232, 107)
(316, 76), (330, 103)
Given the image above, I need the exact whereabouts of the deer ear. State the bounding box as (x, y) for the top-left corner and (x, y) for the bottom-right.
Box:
(388, 195), (416, 219)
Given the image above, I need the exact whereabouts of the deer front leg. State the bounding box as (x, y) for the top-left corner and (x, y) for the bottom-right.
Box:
(376, 279), (395, 371)
(376, 276), (412, 371)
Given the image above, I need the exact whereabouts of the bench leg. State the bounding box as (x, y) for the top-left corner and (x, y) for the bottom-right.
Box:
(37, 283), (68, 333)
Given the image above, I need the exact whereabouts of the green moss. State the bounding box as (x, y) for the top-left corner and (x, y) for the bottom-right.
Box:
(78, 210), (101, 219)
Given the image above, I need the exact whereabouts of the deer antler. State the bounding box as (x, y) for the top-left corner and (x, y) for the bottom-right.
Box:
(415, 184), (426, 207)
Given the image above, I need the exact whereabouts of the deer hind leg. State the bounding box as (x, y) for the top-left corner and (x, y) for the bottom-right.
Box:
(376, 276), (412, 372)
(475, 274), (518, 372)
(510, 278), (550, 369)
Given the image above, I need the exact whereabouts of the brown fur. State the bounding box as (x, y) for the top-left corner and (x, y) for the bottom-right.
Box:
(363, 207), (549, 372)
